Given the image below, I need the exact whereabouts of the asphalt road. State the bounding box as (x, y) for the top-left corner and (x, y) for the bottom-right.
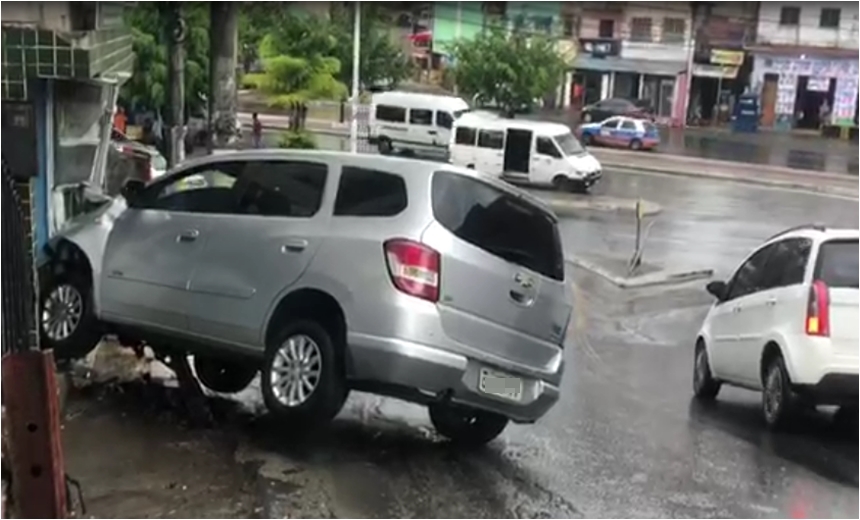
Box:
(64, 134), (859, 518)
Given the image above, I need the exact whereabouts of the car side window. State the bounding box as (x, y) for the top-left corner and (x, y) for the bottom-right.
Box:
(725, 244), (775, 301)
(601, 119), (619, 130)
(761, 238), (812, 289)
(620, 120), (637, 131)
(477, 129), (504, 149)
(455, 126), (477, 145)
(536, 136), (562, 158)
(236, 160), (328, 218)
(436, 111), (454, 129)
(142, 162), (242, 214)
(409, 108), (433, 126)
(334, 166), (407, 217)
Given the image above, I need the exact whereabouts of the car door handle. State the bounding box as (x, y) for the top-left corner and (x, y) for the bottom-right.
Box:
(428, 130), (438, 135)
(281, 239), (309, 253)
(176, 229), (200, 243)
(732, 306), (742, 313)
(765, 297), (778, 307)
(509, 290), (535, 306)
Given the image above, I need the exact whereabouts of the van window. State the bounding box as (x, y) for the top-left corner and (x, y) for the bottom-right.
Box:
(477, 130), (504, 149)
(409, 108), (433, 125)
(554, 133), (585, 156)
(436, 111), (454, 129)
(432, 171), (564, 281)
(455, 127), (477, 145)
(376, 105), (406, 123)
(536, 137), (562, 158)
(334, 167), (407, 217)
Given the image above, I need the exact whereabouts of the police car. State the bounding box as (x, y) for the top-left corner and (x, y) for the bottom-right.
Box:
(576, 116), (660, 151)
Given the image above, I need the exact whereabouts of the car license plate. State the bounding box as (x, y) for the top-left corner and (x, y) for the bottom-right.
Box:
(478, 368), (523, 402)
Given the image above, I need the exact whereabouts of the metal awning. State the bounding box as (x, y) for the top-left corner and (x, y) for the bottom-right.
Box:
(573, 56), (686, 77)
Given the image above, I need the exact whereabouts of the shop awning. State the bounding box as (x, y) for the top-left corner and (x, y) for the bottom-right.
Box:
(572, 56), (686, 76)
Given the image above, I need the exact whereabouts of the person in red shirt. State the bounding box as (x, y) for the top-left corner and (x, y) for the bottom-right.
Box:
(113, 106), (127, 135)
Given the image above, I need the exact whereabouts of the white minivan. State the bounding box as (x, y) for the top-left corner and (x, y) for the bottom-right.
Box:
(449, 113), (602, 192)
(369, 91), (470, 156)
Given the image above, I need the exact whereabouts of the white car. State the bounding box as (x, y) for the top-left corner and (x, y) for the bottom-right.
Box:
(693, 225), (859, 429)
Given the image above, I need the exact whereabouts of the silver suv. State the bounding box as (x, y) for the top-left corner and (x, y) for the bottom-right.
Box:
(39, 150), (572, 445)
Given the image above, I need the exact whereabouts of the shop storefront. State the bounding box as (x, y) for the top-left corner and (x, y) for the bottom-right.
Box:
(750, 53), (859, 131)
(689, 49), (746, 125)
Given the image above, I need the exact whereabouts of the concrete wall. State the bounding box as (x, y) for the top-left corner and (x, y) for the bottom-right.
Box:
(619, 2), (692, 63)
(1, 2), (72, 31)
(756, 1), (859, 49)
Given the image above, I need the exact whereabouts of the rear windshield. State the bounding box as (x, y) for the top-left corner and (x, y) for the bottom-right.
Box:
(815, 239), (859, 288)
(431, 171), (565, 281)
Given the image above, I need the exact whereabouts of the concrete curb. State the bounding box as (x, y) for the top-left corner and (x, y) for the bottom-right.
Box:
(567, 256), (714, 289)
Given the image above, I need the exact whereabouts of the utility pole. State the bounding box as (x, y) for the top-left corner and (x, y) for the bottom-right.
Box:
(208, 2), (239, 152)
(349, 1), (361, 154)
(165, 4), (186, 167)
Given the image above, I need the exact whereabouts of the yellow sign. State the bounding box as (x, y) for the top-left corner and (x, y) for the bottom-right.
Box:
(710, 49), (744, 67)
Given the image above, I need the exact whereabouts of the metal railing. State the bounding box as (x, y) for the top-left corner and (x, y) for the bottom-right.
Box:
(1, 156), (37, 357)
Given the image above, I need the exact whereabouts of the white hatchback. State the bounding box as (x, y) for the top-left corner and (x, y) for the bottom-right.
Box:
(693, 225), (859, 429)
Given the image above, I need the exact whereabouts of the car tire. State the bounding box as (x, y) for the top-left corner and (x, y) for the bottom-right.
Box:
(39, 270), (102, 361)
(378, 137), (393, 155)
(629, 139), (643, 151)
(693, 341), (721, 401)
(428, 403), (509, 447)
(193, 355), (258, 394)
(260, 319), (348, 425)
(762, 354), (795, 430)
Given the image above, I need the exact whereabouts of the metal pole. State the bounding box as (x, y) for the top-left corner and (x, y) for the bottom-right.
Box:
(349, 1), (361, 154)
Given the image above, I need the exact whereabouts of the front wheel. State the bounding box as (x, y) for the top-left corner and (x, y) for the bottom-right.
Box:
(693, 341), (721, 401)
(39, 270), (102, 361)
(260, 319), (348, 425)
(193, 356), (258, 394)
(428, 403), (509, 447)
(629, 138), (643, 151)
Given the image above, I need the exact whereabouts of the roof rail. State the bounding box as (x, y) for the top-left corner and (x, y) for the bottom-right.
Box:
(767, 224), (827, 241)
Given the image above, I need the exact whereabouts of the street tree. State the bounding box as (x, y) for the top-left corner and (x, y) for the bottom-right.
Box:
(448, 28), (566, 116)
(121, 3), (209, 116)
(329, 5), (412, 90)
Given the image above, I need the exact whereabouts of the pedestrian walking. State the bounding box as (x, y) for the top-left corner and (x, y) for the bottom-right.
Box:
(252, 112), (263, 148)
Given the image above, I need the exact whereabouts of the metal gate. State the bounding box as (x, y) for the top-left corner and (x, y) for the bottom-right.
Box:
(1, 156), (37, 357)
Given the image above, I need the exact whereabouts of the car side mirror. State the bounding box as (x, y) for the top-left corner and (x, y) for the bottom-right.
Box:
(120, 178), (146, 206)
(706, 281), (728, 302)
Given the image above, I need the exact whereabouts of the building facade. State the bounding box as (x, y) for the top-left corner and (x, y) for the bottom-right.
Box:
(572, 1), (693, 125)
(748, 1), (859, 130)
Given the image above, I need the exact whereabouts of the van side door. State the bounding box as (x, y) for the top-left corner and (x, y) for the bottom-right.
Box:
(408, 108), (435, 150)
(435, 110), (454, 149)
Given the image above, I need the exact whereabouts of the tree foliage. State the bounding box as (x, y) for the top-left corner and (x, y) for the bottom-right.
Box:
(448, 28), (566, 116)
(120, 2), (209, 115)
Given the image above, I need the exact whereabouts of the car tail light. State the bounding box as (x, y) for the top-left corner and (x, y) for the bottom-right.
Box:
(806, 280), (830, 337)
(384, 239), (440, 302)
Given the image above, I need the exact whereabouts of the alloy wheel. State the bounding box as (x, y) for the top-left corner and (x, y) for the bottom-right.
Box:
(41, 284), (84, 341)
(269, 334), (323, 407)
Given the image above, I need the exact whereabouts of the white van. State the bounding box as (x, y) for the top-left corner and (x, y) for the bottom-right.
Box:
(449, 113), (602, 192)
(369, 91), (470, 156)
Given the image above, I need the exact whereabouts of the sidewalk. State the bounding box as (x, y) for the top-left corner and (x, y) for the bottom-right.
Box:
(238, 112), (859, 199)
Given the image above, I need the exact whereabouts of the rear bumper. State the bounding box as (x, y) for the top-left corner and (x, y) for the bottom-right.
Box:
(794, 373), (859, 405)
(347, 333), (562, 423)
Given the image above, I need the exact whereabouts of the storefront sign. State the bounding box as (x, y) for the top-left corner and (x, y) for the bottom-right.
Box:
(692, 63), (739, 79)
(710, 49), (744, 67)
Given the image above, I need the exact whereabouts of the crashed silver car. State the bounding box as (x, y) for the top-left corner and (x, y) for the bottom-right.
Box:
(40, 150), (572, 445)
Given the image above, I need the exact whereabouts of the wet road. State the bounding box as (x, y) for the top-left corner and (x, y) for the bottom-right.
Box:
(66, 139), (858, 518)
(532, 109), (859, 176)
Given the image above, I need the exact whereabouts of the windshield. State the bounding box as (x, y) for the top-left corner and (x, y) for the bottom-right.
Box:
(554, 132), (586, 156)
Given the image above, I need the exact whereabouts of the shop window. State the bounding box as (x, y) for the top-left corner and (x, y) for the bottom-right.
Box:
(779, 6), (800, 26)
(630, 18), (653, 42)
(819, 8), (840, 28)
(663, 18), (686, 43)
(599, 19), (615, 38)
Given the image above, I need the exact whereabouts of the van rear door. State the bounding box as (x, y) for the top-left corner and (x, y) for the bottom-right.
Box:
(422, 170), (572, 374)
